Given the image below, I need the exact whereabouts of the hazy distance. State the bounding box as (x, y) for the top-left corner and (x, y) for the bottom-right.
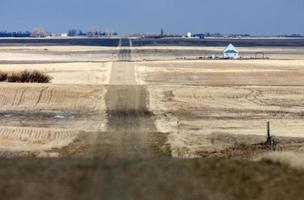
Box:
(0, 0), (303, 35)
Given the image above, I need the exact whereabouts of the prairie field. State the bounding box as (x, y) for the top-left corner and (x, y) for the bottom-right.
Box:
(1, 45), (304, 157)
(1, 43), (304, 199)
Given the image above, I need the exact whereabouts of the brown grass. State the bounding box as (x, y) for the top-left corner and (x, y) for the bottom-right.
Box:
(198, 143), (269, 159)
(0, 71), (52, 83)
(257, 152), (304, 171)
(0, 158), (304, 200)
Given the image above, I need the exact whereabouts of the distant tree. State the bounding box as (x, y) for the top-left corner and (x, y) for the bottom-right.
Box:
(160, 28), (164, 36)
(14, 31), (31, 37)
(98, 31), (106, 37)
(31, 27), (48, 37)
(78, 30), (87, 36)
(192, 33), (205, 39)
(0, 31), (9, 37)
(68, 29), (78, 37)
(86, 27), (98, 37)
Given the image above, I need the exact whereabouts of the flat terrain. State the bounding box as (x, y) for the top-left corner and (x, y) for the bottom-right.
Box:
(137, 60), (304, 157)
(1, 45), (304, 157)
(1, 43), (304, 199)
(1, 37), (304, 47)
(132, 37), (304, 47)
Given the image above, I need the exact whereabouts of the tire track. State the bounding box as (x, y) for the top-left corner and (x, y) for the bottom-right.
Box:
(244, 88), (264, 106)
(35, 86), (49, 106)
(0, 127), (77, 141)
(17, 88), (27, 105)
(0, 85), (106, 112)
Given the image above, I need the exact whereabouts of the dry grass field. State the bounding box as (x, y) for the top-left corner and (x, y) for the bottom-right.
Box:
(1, 44), (304, 199)
(1, 46), (304, 158)
(135, 59), (304, 157)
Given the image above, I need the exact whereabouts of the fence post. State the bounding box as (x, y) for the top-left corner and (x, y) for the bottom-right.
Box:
(267, 121), (271, 139)
(266, 121), (272, 147)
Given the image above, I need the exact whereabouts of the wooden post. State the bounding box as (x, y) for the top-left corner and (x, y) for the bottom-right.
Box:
(267, 121), (271, 139)
(265, 121), (282, 151)
(266, 121), (272, 147)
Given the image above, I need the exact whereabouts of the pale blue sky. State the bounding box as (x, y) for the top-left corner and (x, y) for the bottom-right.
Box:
(0, 0), (303, 35)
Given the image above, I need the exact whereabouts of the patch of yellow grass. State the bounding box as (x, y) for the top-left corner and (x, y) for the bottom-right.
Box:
(257, 152), (304, 171)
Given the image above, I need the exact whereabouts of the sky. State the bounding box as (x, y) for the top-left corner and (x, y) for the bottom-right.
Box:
(0, 0), (303, 35)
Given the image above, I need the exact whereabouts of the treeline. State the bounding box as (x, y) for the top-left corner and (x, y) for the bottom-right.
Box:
(277, 34), (304, 38)
(0, 31), (31, 37)
(204, 33), (251, 38)
(0, 27), (118, 38)
(0, 27), (50, 38)
(67, 28), (118, 37)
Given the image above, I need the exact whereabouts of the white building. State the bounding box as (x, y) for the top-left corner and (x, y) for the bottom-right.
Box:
(60, 33), (68, 37)
(223, 44), (239, 59)
(186, 32), (192, 38)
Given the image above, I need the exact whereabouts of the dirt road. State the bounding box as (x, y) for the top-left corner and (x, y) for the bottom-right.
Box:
(80, 39), (168, 158)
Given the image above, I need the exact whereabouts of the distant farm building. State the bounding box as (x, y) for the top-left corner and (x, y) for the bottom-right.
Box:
(60, 33), (68, 37)
(223, 44), (239, 59)
(186, 32), (192, 38)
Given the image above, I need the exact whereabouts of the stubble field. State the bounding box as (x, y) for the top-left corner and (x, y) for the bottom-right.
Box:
(1, 44), (304, 199)
(1, 46), (304, 158)
(136, 59), (304, 157)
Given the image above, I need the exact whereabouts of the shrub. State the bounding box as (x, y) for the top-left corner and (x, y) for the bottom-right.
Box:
(26, 70), (52, 83)
(0, 72), (8, 82)
(7, 72), (21, 83)
(1, 70), (52, 83)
